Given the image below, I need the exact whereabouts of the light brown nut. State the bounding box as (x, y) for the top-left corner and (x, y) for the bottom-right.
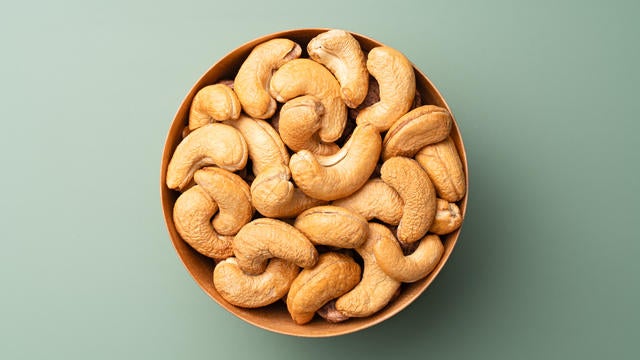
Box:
(332, 179), (403, 225)
(194, 167), (253, 236)
(356, 46), (415, 132)
(234, 38), (302, 119)
(270, 58), (347, 143)
(294, 206), (368, 248)
(213, 257), (299, 308)
(430, 199), (463, 235)
(382, 105), (453, 160)
(381, 157), (436, 244)
(373, 226), (444, 283)
(307, 29), (368, 108)
(223, 114), (289, 176)
(335, 223), (401, 317)
(415, 136), (467, 202)
(286, 252), (361, 325)
(233, 218), (318, 275)
(173, 185), (233, 259)
(289, 123), (382, 201)
(166, 123), (248, 191)
(278, 95), (339, 155)
(188, 84), (241, 130)
(250, 164), (326, 218)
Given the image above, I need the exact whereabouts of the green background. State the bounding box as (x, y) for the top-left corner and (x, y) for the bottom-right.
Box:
(1, 0), (638, 358)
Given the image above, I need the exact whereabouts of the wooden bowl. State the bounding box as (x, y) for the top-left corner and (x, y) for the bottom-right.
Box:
(160, 28), (468, 337)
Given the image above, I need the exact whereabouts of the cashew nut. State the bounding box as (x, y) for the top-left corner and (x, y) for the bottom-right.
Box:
(335, 223), (401, 317)
(356, 46), (415, 132)
(373, 227), (444, 283)
(166, 123), (248, 191)
(332, 179), (403, 225)
(250, 164), (326, 218)
(278, 95), (339, 155)
(294, 206), (368, 248)
(382, 105), (452, 160)
(188, 84), (241, 130)
(193, 167), (253, 236)
(430, 198), (463, 235)
(317, 300), (350, 323)
(173, 185), (233, 259)
(234, 38), (302, 119)
(213, 257), (299, 308)
(270, 58), (347, 142)
(286, 252), (361, 324)
(233, 218), (318, 275)
(381, 156), (436, 243)
(223, 114), (289, 175)
(307, 29), (368, 108)
(415, 136), (467, 202)
(289, 123), (382, 201)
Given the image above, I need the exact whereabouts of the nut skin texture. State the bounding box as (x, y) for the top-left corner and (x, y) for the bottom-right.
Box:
(294, 206), (368, 248)
(332, 179), (403, 225)
(290, 123), (382, 201)
(381, 157), (436, 244)
(188, 84), (241, 130)
(317, 300), (350, 323)
(250, 164), (326, 218)
(166, 123), (248, 191)
(213, 257), (299, 308)
(415, 136), (467, 202)
(270, 58), (347, 143)
(373, 226), (444, 283)
(223, 114), (290, 176)
(307, 29), (368, 108)
(430, 198), (463, 235)
(382, 105), (453, 161)
(233, 218), (318, 275)
(356, 46), (416, 132)
(335, 223), (401, 318)
(278, 95), (339, 155)
(194, 167), (253, 236)
(234, 38), (302, 119)
(173, 185), (233, 259)
(286, 252), (361, 325)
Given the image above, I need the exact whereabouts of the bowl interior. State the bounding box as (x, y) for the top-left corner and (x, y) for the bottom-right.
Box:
(160, 28), (468, 337)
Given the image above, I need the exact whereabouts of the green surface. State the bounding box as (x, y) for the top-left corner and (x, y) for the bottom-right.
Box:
(1, 0), (638, 358)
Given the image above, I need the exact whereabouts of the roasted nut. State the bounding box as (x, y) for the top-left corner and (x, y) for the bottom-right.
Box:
(213, 257), (299, 308)
(278, 95), (339, 155)
(286, 252), (361, 324)
(294, 206), (368, 248)
(415, 136), (466, 202)
(332, 179), (403, 225)
(430, 198), (463, 235)
(188, 84), (241, 130)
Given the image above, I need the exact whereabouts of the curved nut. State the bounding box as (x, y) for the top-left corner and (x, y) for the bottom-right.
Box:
(430, 199), (463, 235)
(289, 123), (381, 201)
(381, 157), (436, 243)
(270, 58), (347, 142)
(166, 123), (248, 191)
(373, 226), (444, 283)
(307, 29), (368, 108)
(356, 46), (415, 131)
(278, 95), (339, 155)
(188, 84), (241, 130)
(294, 206), (368, 248)
(173, 185), (233, 259)
(223, 115), (289, 175)
(234, 38), (302, 119)
(382, 105), (452, 160)
(335, 223), (401, 317)
(286, 252), (361, 324)
(250, 164), (326, 218)
(332, 179), (403, 225)
(233, 218), (318, 275)
(194, 167), (253, 236)
(213, 257), (299, 308)
(415, 136), (466, 202)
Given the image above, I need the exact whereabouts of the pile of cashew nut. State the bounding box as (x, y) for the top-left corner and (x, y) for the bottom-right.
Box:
(166, 30), (466, 324)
